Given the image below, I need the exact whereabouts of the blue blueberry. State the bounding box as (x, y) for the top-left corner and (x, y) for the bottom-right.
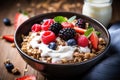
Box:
(67, 39), (77, 46)
(48, 42), (57, 50)
(3, 18), (11, 26)
(5, 63), (14, 72)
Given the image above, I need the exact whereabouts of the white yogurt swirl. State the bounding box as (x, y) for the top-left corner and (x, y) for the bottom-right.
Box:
(29, 32), (90, 63)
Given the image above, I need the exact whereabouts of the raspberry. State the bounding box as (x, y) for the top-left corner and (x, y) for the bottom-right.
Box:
(77, 35), (89, 47)
(61, 22), (74, 28)
(31, 24), (41, 32)
(41, 31), (56, 44)
(41, 19), (54, 31)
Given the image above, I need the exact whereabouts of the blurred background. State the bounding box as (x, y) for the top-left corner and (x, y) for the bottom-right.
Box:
(0, 0), (120, 24)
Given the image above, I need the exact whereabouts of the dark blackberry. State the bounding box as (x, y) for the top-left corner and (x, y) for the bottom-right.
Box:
(59, 28), (76, 41)
(49, 23), (62, 35)
(75, 18), (85, 29)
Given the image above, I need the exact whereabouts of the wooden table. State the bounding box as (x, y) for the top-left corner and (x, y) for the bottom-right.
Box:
(0, 0), (120, 80)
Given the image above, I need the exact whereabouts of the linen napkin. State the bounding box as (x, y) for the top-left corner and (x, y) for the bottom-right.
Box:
(82, 22), (120, 80)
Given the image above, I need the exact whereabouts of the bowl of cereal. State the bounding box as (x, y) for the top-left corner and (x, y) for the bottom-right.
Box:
(14, 12), (110, 79)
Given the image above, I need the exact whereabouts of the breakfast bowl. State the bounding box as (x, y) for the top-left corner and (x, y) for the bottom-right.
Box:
(14, 12), (110, 79)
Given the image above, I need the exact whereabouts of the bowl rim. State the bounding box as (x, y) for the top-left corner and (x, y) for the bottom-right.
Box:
(14, 12), (111, 66)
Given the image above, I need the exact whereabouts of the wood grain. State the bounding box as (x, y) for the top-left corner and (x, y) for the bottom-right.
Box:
(0, 0), (120, 80)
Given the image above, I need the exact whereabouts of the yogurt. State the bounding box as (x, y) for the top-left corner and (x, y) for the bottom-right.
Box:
(82, 0), (112, 27)
(29, 33), (77, 63)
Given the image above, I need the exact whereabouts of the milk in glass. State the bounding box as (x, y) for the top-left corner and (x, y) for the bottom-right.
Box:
(82, 0), (112, 27)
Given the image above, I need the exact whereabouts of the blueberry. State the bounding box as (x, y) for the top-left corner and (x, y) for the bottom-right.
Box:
(67, 39), (77, 46)
(48, 42), (57, 50)
(5, 63), (14, 72)
(3, 18), (11, 26)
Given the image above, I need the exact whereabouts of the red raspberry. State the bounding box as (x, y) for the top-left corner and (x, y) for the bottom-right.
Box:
(41, 31), (56, 44)
(31, 24), (41, 32)
(77, 35), (89, 47)
(61, 22), (74, 28)
(41, 19), (54, 31)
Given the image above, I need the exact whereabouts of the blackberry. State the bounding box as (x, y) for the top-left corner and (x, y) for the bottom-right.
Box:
(59, 28), (76, 41)
(49, 23), (62, 35)
(75, 18), (85, 29)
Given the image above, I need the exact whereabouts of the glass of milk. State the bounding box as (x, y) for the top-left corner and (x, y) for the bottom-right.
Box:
(82, 0), (112, 28)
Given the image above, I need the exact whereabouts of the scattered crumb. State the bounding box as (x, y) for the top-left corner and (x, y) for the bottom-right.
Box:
(0, 36), (3, 39)
(4, 59), (10, 64)
(11, 43), (16, 48)
(12, 68), (20, 75)
(24, 68), (28, 72)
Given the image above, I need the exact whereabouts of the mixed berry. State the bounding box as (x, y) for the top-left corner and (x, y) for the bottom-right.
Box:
(31, 16), (99, 49)
(21, 15), (106, 64)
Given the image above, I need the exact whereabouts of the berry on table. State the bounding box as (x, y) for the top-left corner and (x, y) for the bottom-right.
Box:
(49, 23), (62, 35)
(3, 18), (11, 26)
(48, 42), (57, 50)
(16, 75), (36, 80)
(2, 35), (14, 43)
(59, 28), (76, 41)
(4, 59), (20, 75)
(12, 68), (20, 75)
(41, 31), (56, 44)
(14, 12), (29, 29)
(77, 35), (89, 47)
(67, 39), (77, 46)
(4, 63), (14, 72)
(31, 24), (41, 32)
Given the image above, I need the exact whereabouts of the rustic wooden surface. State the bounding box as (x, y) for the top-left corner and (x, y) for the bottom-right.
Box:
(0, 0), (120, 80)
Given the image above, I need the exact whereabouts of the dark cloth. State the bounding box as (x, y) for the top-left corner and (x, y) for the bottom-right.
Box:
(82, 22), (120, 80)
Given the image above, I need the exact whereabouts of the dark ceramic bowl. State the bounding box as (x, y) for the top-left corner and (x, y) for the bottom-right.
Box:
(14, 12), (110, 79)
